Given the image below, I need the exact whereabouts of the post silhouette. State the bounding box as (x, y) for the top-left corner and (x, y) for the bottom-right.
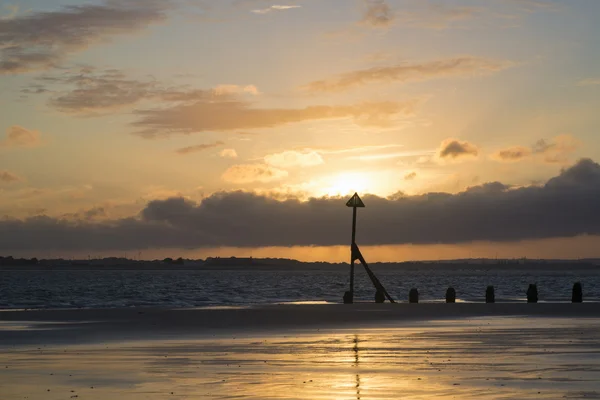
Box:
(486, 286), (495, 303)
(527, 284), (538, 303)
(572, 282), (583, 303)
(409, 288), (419, 303)
(446, 287), (456, 303)
(344, 193), (395, 304)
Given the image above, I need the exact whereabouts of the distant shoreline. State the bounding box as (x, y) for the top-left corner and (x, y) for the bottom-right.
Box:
(2, 261), (600, 271)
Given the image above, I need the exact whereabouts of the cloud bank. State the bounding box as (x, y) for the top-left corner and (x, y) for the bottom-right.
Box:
(2, 159), (600, 251)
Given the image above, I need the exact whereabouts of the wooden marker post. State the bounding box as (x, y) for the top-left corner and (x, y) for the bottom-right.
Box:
(343, 193), (395, 304)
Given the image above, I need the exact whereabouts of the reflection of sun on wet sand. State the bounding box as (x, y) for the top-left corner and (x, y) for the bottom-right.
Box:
(2, 305), (600, 399)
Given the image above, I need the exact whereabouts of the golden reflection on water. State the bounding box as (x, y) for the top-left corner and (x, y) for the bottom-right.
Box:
(2, 318), (600, 399)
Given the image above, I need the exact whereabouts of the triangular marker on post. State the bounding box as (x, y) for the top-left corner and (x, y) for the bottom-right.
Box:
(346, 192), (365, 208)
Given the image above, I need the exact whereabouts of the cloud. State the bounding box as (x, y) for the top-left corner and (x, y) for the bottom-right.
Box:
(213, 84), (260, 96)
(437, 138), (479, 160)
(491, 146), (532, 162)
(133, 99), (417, 138)
(220, 148), (238, 158)
(175, 141), (224, 155)
(3, 159), (600, 251)
(577, 78), (600, 87)
(492, 135), (580, 164)
(251, 5), (301, 14)
(33, 67), (233, 115)
(302, 57), (513, 93)
(0, 170), (21, 183)
(264, 150), (324, 168)
(404, 172), (417, 181)
(222, 164), (288, 184)
(0, 125), (42, 148)
(361, 0), (393, 28)
(0, 0), (170, 74)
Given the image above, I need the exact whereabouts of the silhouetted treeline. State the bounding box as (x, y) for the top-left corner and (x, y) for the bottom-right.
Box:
(0, 256), (38, 266)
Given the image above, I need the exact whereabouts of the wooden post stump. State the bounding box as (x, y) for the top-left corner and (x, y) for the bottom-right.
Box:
(445, 287), (456, 303)
(527, 284), (538, 303)
(409, 288), (419, 303)
(486, 286), (495, 303)
(572, 282), (583, 303)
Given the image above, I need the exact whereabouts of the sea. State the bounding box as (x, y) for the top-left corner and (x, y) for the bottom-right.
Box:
(1, 264), (599, 309)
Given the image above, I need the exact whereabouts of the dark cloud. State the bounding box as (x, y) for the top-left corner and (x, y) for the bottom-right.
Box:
(175, 141), (224, 155)
(437, 138), (479, 159)
(2, 159), (600, 251)
(0, 0), (170, 74)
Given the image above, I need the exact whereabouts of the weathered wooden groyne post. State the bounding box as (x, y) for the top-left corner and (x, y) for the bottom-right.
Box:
(445, 287), (456, 303)
(409, 288), (419, 303)
(527, 284), (538, 303)
(343, 193), (395, 304)
(486, 286), (495, 303)
(572, 282), (583, 303)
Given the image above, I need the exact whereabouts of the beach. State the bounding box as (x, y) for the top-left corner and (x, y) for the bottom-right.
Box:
(2, 304), (600, 399)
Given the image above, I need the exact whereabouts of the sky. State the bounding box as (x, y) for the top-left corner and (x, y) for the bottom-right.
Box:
(1, 0), (600, 261)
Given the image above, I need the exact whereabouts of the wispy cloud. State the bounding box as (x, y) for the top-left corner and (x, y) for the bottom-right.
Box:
(302, 57), (514, 93)
(0, 170), (21, 183)
(577, 78), (600, 87)
(29, 67), (258, 115)
(0, 0), (171, 74)
(0, 125), (42, 148)
(222, 164), (288, 184)
(133, 99), (418, 138)
(251, 5), (301, 14)
(491, 135), (581, 164)
(175, 141), (224, 155)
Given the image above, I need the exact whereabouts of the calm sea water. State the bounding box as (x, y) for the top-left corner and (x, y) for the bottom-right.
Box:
(1, 265), (599, 309)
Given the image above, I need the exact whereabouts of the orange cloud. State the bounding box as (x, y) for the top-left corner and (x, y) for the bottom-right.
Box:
(492, 135), (581, 164)
(134, 100), (417, 137)
(1, 126), (42, 148)
(302, 57), (513, 93)
(222, 164), (288, 184)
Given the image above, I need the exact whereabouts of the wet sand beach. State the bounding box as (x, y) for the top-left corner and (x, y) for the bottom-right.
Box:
(2, 304), (600, 399)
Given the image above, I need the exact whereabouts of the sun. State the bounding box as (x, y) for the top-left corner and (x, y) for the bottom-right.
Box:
(321, 172), (371, 197)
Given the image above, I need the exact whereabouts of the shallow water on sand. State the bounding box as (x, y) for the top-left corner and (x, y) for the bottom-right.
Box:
(2, 317), (600, 399)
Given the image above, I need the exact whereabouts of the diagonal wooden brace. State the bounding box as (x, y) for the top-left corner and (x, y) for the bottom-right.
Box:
(352, 243), (395, 303)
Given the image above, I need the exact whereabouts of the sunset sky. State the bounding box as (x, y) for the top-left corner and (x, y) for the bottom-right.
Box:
(1, 0), (600, 261)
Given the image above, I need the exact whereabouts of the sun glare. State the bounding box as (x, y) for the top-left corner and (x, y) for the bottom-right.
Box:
(322, 172), (371, 197)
